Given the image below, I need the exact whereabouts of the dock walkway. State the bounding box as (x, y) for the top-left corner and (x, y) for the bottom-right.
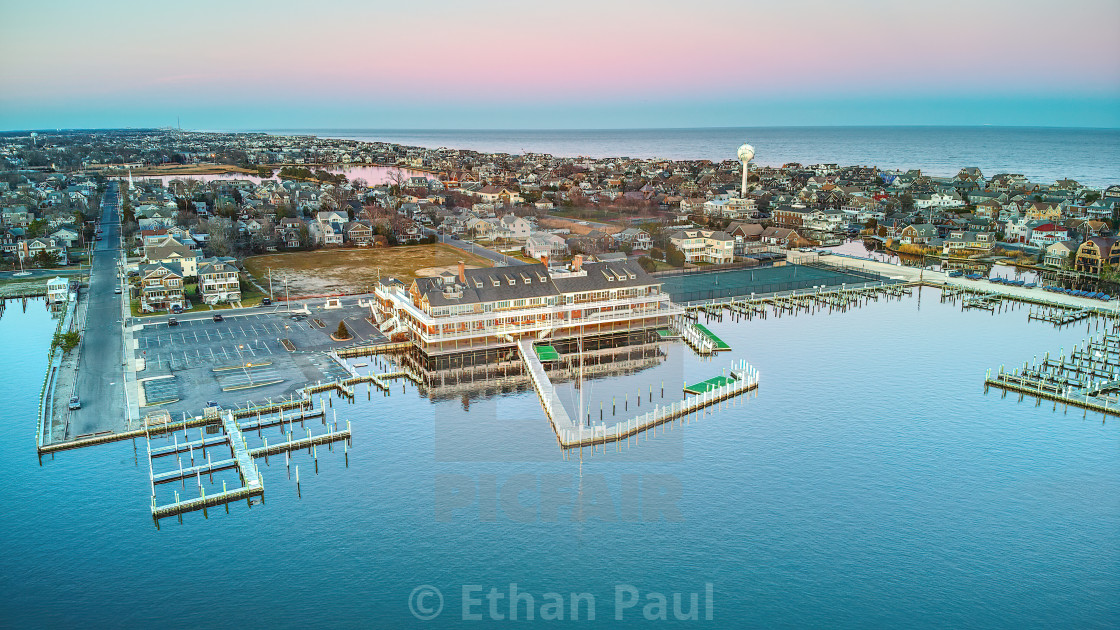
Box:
(985, 333), (1120, 418)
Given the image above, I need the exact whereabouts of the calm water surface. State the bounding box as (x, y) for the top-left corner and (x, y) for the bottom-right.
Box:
(258, 127), (1120, 189)
(0, 292), (1117, 628)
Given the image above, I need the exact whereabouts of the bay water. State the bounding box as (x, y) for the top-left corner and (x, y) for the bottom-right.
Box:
(0, 289), (1117, 628)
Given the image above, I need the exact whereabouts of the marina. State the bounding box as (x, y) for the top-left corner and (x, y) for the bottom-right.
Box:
(985, 332), (1120, 419)
(4, 251), (1118, 627)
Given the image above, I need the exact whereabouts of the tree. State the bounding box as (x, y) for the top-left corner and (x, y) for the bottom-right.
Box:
(334, 321), (351, 340)
(1082, 191), (1101, 205)
(26, 218), (48, 237)
(899, 194), (914, 212)
(650, 246), (664, 261)
(386, 168), (407, 195)
(32, 250), (60, 268)
(638, 256), (656, 272)
(666, 243), (685, 267)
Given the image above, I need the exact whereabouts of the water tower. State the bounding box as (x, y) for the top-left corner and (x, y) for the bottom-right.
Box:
(737, 143), (755, 197)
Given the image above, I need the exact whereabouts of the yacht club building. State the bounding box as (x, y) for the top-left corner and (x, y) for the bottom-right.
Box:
(374, 256), (677, 358)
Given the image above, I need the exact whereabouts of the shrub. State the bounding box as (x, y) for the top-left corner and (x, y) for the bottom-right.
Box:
(52, 330), (80, 353)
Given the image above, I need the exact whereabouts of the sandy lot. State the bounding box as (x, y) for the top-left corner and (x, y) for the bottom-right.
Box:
(244, 244), (493, 296)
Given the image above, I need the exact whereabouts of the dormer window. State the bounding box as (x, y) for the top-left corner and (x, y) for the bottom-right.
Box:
(491, 278), (500, 287)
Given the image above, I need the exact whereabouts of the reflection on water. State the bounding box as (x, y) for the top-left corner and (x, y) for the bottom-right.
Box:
(827, 238), (1042, 282)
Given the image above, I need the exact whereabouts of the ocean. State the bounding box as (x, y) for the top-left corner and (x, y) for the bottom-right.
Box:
(1, 292), (1117, 628)
(255, 127), (1120, 190)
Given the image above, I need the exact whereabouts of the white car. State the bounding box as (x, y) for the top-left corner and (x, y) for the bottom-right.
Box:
(114, 287), (122, 294)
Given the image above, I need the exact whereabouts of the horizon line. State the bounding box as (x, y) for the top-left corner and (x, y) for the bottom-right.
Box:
(5, 123), (1120, 134)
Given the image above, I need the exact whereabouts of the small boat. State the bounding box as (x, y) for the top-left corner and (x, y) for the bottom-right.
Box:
(948, 270), (964, 278)
(353, 362), (368, 368)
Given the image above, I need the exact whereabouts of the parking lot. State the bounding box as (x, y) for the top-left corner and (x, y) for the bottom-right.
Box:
(133, 306), (384, 417)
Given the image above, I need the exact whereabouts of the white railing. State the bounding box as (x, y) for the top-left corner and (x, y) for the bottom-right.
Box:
(517, 339), (576, 434)
(408, 303), (680, 344)
(556, 359), (759, 447)
(670, 316), (715, 354)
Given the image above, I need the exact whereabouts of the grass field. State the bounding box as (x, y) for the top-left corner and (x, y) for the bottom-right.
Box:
(243, 244), (494, 296)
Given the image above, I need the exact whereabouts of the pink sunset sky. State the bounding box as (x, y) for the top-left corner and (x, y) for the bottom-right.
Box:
(2, 0), (1118, 129)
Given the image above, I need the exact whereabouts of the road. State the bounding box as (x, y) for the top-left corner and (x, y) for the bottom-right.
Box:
(432, 229), (526, 266)
(68, 182), (127, 435)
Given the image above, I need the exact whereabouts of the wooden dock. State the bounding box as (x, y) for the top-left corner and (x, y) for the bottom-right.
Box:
(518, 337), (760, 450)
(147, 408), (352, 521)
(985, 333), (1120, 419)
(683, 281), (912, 323)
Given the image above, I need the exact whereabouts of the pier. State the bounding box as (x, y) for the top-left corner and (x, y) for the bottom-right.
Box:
(147, 407), (351, 521)
(683, 280), (911, 322)
(517, 337), (760, 450)
(985, 333), (1120, 419)
(557, 360), (759, 450)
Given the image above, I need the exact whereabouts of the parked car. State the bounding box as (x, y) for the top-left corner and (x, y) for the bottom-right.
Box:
(213, 314), (223, 322)
(168, 318), (179, 326)
(171, 305), (183, 314)
(261, 298), (272, 306)
(68, 396), (81, 410)
(114, 286), (122, 294)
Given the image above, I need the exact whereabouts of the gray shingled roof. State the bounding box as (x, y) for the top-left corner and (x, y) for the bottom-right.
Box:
(416, 259), (657, 308)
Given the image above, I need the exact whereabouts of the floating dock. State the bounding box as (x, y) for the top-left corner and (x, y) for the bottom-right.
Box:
(692, 324), (730, 351)
(684, 374), (735, 394)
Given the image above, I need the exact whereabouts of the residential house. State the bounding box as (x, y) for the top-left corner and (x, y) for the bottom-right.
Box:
(614, 228), (652, 251)
(1028, 223), (1070, 248)
(899, 224), (938, 245)
(144, 235), (200, 278)
(474, 186), (523, 206)
(759, 226), (803, 248)
(495, 214), (531, 241)
(1075, 237), (1120, 274)
(197, 258), (241, 304)
(139, 262), (185, 312)
(344, 221), (373, 246)
(669, 229), (735, 264)
(523, 233), (569, 260)
(943, 230), (995, 256)
(50, 227), (80, 248)
(1044, 241), (1075, 269)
